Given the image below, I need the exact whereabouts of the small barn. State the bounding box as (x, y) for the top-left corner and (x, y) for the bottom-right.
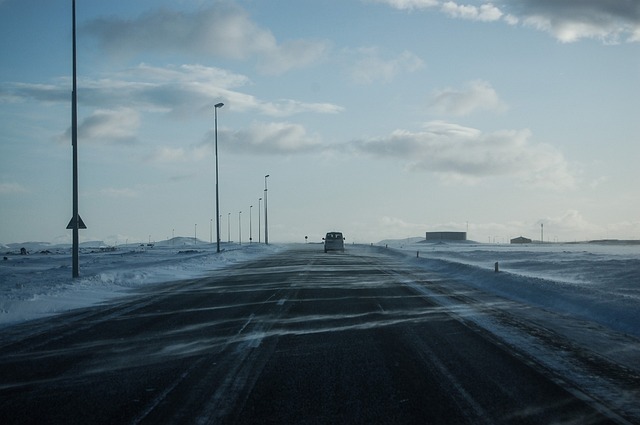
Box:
(510, 236), (532, 244)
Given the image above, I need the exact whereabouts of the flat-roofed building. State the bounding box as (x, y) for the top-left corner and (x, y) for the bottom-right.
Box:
(425, 231), (467, 241)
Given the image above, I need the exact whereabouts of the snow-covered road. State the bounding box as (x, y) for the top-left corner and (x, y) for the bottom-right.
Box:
(2, 244), (635, 423)
(1, 239), (638, 421)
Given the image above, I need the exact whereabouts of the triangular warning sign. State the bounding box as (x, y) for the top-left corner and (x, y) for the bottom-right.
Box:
(66, 215), (87, 230)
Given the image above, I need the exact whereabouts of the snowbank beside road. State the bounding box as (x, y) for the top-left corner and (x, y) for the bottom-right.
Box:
(0, 241), (280, 327)
(390, 240), (640, 339)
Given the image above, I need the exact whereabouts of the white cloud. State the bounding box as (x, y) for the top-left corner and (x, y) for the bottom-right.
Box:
(4, 64), (343, 119)
(540, 210), (593, 233)
(349, 48), (425, 84)
(256, 99), (344, 118)
(0, 82), (66, 104)
(429, 80), (507, 116)
(440, 2), (503, 22)
(123, 63), (250, 89)
(511, 0), (640, 43)
(371, 0), (505, 21)
(58, 108), (140, 145)
(368, 0), (439, 10)
(523, 15), (621, 43)
(84, 4), (329, 74)
(504, 14), (520, 26)
(140, 120), (322, 166)
(347, 121), (575, 189)
(371, 0), (640, 43)
(224, 121), (322, 155)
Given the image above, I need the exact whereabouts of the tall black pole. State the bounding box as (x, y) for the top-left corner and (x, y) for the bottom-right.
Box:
(258, 198), (262, 243)
(214, 103), (224, 253)
(71, 0), (79, 278)
(264, 175), (269, 245)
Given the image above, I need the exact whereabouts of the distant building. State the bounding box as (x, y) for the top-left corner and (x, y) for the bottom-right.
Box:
(425, 231), (467, 241)
(510, 236), (532, 244)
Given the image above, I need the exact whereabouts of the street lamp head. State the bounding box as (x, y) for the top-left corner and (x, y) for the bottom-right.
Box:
(215, 102), (224, 108)
(265, 174), (270, 178)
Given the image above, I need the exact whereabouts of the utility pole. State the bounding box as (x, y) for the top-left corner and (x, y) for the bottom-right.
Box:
(214, 102), (224, 253)
(258, 198), (262, 243)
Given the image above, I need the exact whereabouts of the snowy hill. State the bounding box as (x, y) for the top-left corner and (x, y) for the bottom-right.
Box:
(377, 236), (425, 246)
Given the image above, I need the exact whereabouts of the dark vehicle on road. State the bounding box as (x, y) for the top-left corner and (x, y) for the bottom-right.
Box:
(323, 232), (345, 253)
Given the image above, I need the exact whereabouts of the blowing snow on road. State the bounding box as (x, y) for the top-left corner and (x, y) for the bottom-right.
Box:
(1, 243), (638, 423)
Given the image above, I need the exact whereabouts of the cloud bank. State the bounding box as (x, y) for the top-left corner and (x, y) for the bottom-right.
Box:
(346, 121), (575, 189)
(84, 4), (330, 74)
(60, 108), (140, 146)
(513, 0), (640, 43)
(223, 121), (322, 155)
(1, 64), (343, 119)
(372, 0), (640, 43)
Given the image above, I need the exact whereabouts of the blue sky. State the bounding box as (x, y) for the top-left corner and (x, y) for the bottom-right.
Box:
(1, 0), (639, 245)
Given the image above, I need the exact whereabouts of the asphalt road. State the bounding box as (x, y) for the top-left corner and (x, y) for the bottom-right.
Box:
(0, 245), (624, 424)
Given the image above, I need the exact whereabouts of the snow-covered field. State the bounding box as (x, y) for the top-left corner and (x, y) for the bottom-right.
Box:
(0, 238), (283, 327)
(389, 239), (640, 339)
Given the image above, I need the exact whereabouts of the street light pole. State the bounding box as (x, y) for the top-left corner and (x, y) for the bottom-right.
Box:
(258, 198), (262, 243)
(214, 102), (224, 253)
(249, 205), (253, 243)
(264, 174), (270, 245)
